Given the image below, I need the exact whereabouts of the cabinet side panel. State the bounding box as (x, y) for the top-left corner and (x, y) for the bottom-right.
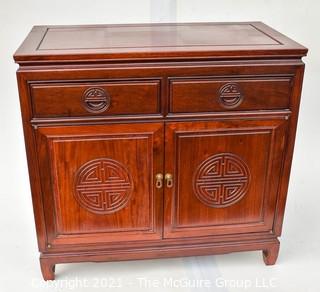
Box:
(16, 71), (47, 251)
(273, 64), (306, 236)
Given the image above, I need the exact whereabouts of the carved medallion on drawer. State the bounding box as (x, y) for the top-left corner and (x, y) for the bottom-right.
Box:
(74, 158), (133, 214)
(82, 87), (111, 113)
(169, 76), (292, 113)
(193, 153), (250, 208)
(218, 83), (243, 109)
(30, 80), (161, 118)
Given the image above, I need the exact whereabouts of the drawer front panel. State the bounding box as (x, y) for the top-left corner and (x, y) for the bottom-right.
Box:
(30, 80), (161, 118)
(169, 77), (292, 113)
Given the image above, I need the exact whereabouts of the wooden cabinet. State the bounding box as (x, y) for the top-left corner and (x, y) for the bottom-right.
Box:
(14, 22), (307, 280)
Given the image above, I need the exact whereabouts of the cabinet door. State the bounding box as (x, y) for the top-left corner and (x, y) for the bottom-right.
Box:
(164, 119), (287, 238)
(36, 123), (163, 247)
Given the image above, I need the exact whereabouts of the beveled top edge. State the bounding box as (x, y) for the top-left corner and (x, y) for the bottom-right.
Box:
(14, 22), (308, 65)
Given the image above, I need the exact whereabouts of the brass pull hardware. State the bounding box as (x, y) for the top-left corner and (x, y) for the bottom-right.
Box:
(155, 173), (163, 189)
(165, 173), (173, 188)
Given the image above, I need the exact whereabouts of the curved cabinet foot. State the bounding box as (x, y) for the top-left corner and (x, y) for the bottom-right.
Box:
(263, 243), (280, 265)
(40, 258), (55, 280)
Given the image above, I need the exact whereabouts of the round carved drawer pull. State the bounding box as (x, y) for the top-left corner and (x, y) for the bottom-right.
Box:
(82, 87), (110, 113)
(218, 83), (243, 109)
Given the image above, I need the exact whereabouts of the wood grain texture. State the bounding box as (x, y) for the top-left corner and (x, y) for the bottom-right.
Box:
(163, 119), (287, 238)
(36, 123), (164, 246)
(14, 22), (307, 280)
(14, 22), (307, 65)
(169, 76), (292, 113)
(30, 80), (161, 117)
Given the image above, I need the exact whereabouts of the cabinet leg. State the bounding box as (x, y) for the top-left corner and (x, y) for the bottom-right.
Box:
(262, 243), (280, 265)
(40, 258), (55, 280)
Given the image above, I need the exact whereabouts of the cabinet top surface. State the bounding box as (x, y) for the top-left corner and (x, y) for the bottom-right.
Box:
(14, 22), (307, 64)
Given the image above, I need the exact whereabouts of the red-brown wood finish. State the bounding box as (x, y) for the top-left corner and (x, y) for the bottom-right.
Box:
(36, 123), (163, 246)
(169, 77), (292, 112)
(31, 80), (161, 117)
(14, 22), (307, 280)
(164, 119), (288, 238)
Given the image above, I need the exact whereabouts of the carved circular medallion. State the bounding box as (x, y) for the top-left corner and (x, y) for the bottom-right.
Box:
(193, 153), (250, 208)
(82, 87), (110, 113)
(218, 83), (243, 109)
(74, 158), (133, 214)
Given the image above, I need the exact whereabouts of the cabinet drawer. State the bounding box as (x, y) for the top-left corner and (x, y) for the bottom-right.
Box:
(30, 80), (161, 118)
(169, 77), (292, 113)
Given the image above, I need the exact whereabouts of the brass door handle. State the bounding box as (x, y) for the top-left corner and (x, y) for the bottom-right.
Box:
(155, 173), (163, 189)
(165, 173), (173, 188)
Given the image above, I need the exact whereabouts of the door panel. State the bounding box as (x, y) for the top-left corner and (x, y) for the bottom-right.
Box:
(36, 123), (163, 246)
(164, 119), (287, 238)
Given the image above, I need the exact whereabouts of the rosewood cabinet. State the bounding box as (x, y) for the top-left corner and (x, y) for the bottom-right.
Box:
(14, 22), (308, 280)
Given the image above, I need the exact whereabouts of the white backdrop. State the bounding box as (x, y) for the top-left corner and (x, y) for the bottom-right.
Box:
(0, 1), (319, 291)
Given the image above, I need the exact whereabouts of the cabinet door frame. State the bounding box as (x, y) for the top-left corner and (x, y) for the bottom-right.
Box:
(35, 122), (164, 249)
(164, 118), (288, 239)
